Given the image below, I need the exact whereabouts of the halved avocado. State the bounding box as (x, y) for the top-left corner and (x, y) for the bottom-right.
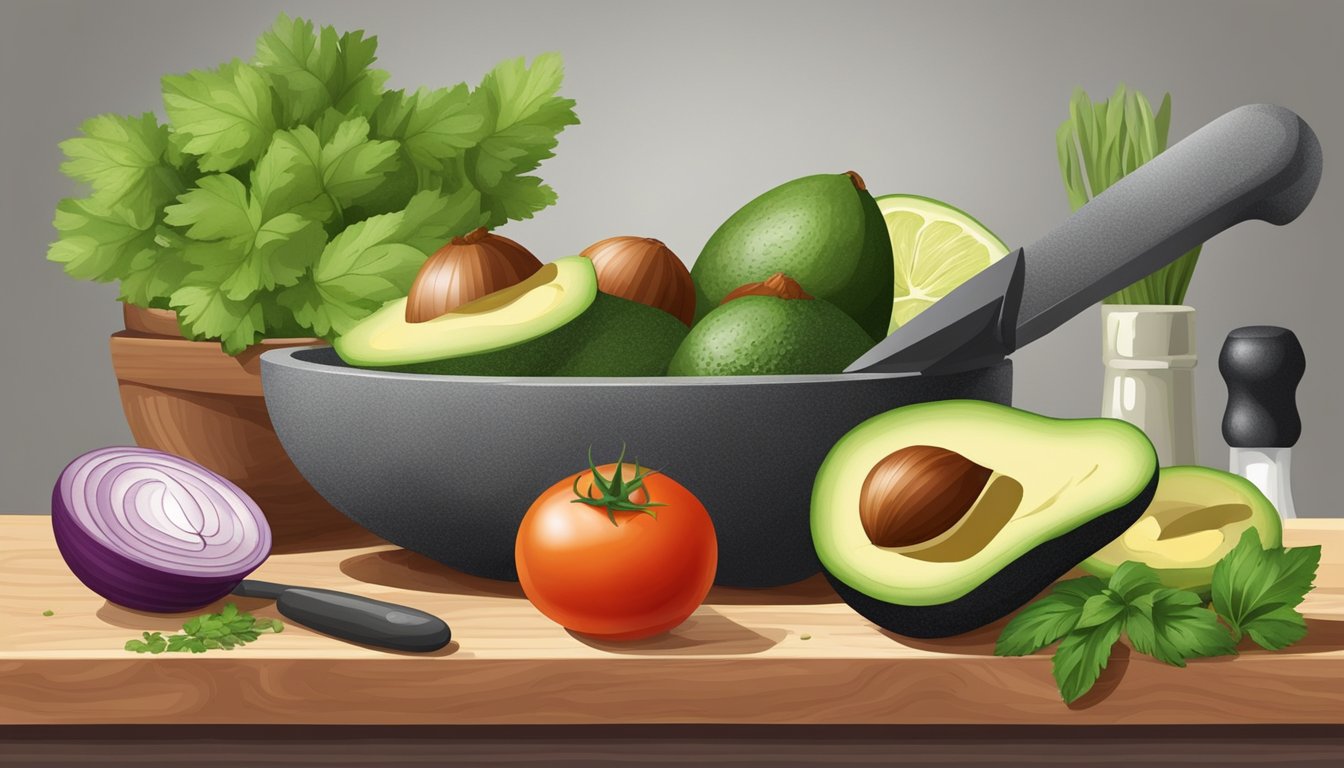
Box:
(1081, 466), (1282, 592)
(334, 256), (598, 367)
(811, 400), (1158, 638)
(388, 293), (689, 377)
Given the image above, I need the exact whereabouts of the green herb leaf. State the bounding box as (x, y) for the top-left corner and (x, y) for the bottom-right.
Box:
(166, 174), (325, 301)
(170, 273), (267, 354)
(122, 604), (283, 655)
(259, 117), (401, 221)
(1106, 561), (1164, 603)
(48, 198), (157, 283)
(1052, 616), (1124, 704)
(1077, 591), (1126, 629)
(1127, 588), (1237, 667)
(1212, 529), (1320, 649)
(163, 59), (277, 172)
(467, 53), (579, 226)
(995, 576), (1105, 657)
(280, 187), (483, 337)
(372, 85), (487, 175)
(117, 229), (196, 307)
(255, 13), (388, 125)
(56, 16), (574, 352)
(1057, 85), (1199, 304)
(58, 113), (183, 228)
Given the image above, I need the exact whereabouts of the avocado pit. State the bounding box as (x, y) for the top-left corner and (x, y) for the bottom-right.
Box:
(859, 445), (990, 548)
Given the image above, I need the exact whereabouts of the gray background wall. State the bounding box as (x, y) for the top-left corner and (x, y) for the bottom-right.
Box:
(1, 0), (1339, 516)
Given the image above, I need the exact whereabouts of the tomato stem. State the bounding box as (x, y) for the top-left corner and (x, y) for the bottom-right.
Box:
(571, 444), (666, 526)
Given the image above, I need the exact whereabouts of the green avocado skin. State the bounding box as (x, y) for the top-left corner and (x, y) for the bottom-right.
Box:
(385, 293), (688, 377)
(668, 295), (873, 376)
(691, 173), (894, 341)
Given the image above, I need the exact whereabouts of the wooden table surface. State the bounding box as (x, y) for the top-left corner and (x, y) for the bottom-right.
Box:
(2, 515), (1341, 726)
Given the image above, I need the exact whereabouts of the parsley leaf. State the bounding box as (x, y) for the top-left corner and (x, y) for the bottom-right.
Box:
(372, 84), (487, 176)
(118, 232), (195, 308)
(260, 117), (401, 222)
(122, 604), (283, 655)
(163, 59), (277, 172)
(1127, 588), (1237, 666)
(58, 113), (184, 228)
(280, 188), (484, 337)
(255, 13), (388, 126)
(1052, 616), (1124, 704)
(53, 15), (575, 351)
(165, 174), (325, 300)
(48, 198), (157, 283)
(996, 576), (1105, 656)
(467, 53), (579, 226)
(998, 530), (1319, 704)
(1212, 529), (1321, 649)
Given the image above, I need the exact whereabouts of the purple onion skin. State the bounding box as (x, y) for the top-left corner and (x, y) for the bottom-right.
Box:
(51, 485), (246, 613)
(51, 487), (243, 612)
(50, 448), (271, 614)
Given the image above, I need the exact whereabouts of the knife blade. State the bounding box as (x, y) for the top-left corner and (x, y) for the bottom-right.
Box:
(848, 104), (1322, 375)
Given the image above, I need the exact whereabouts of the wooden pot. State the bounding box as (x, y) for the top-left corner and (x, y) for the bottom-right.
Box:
(110, 304), (381, 553)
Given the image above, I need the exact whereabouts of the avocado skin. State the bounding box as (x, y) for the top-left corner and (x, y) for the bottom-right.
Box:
(691, 173), (894, 341)
(387, 293), (688, 377)
(669, 294), (873, 376)
(825, 468), (1159, 639)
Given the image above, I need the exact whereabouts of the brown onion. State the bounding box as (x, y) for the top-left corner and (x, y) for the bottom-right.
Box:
(406, 227), (543, 323)
(579, 236), (696, 326)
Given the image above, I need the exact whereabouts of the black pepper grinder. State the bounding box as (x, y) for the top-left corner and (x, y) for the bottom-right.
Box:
(1219, 326), (1306, 519)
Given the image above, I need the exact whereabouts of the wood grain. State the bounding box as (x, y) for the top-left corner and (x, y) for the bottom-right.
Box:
(1, 516), (1341, 725)
(108, 330), (377, 553)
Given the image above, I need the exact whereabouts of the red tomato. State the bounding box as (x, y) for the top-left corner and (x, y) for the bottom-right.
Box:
(516, 458), (717, 640)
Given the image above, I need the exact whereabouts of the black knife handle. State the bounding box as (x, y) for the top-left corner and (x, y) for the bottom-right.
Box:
(1016, 105), (1321, 348)
(1220, 326), (1305, 448)
(276, 587), (452, 653)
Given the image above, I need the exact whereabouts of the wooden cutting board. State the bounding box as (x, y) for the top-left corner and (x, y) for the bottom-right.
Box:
(1, 515), (1341, 725)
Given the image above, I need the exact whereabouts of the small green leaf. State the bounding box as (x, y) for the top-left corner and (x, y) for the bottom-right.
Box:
(995, 580), (1099, 657)
(58, 112), (183, 227)
(1244, 604), (1309, 651)
(163, 59), (277, 172)
(1127, 588), (1237, 667)
(1077, 592), (1125, 629)
(1212, 530), (1320, 648)
(1106, 561), (1164, 603)
(48, 197), (157, 282)
(1052, 617), (1124, 704)
(372, 85), (487, 173)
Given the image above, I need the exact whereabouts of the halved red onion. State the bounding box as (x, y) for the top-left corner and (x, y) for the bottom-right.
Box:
(52, 447), (271, 613)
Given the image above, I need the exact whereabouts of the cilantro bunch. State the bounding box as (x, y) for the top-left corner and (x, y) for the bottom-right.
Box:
(124, 604), (283, 654)
(49, 14), (579, 353)
(996, 530), (1321, 703)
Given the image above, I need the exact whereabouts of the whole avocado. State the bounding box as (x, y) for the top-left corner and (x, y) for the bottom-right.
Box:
(691, 171), (893, 340)
(669, 274), (873, 376)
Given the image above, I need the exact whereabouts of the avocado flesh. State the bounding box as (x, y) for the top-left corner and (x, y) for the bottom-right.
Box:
(811, 400), (1158, 638)
(668, 295), (873, 376)
(691, 173), (894, 340)
(333, 256), (598, 368)
(387, 293), (688, 377)
(1081, 466), (1282, 591)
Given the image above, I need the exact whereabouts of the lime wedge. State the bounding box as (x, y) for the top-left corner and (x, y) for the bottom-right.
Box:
(877, 194), (1010, 334)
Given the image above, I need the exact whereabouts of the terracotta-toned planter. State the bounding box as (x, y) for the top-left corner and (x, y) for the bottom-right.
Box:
(110, 304), (381, 553)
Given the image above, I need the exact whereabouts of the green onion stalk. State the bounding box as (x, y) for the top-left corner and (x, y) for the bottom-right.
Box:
(1057, 85), (1201, 304)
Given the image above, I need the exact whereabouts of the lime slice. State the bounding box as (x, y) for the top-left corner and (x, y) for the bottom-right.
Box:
(877, 194), (1010, 334)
